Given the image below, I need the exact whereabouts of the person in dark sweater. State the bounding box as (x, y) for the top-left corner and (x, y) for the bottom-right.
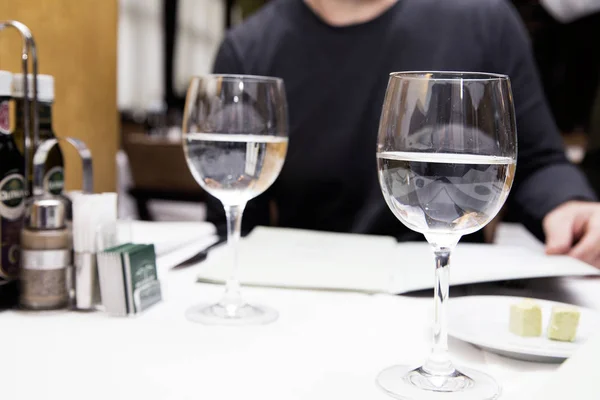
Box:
(206, 0), (600, 268)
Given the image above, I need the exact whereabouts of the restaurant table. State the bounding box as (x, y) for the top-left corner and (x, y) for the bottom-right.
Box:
(2, 231), (599, 400)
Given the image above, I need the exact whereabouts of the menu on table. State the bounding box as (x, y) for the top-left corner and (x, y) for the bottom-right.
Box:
(196, 226), (600, 294)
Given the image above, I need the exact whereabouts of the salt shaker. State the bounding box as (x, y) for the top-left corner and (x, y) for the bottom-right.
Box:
(20, 196), (70, 310)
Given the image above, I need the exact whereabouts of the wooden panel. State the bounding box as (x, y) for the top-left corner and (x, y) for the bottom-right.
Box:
(0, 0), (118, 192)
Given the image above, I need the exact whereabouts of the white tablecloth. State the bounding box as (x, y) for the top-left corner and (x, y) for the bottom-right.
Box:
(3, 238), (600, 400)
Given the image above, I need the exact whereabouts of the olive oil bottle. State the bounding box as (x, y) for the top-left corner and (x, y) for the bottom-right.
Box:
(12, 74), (64, 195)
(0, 71), (26, 308)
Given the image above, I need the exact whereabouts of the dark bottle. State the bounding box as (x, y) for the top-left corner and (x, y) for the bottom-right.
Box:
(0, 70), (26, 308)
(12, 74), (65, 195)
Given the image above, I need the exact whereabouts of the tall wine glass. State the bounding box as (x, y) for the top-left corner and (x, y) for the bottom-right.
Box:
(376, 72), (517, 399)
(182, 74), (288, 325)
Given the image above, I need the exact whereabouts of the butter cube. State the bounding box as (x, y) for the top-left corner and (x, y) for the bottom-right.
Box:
(547, 306), (580, 342)
(510, 299), (542, 337)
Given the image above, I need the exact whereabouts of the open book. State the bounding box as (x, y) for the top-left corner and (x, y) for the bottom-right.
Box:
(196, 226), (600, 294)
(120, 220), (216, 256)
(112, 221), (219, 276)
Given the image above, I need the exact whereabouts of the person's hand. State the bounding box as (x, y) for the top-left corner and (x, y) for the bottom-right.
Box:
(544, 200), (600, 268)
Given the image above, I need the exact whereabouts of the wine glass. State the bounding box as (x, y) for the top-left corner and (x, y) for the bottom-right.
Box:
(376, 72), (517, 399)
(182, 74), (288, 325)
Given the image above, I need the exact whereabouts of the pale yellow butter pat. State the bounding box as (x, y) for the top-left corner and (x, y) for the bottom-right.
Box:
(509, 299), (542, 337)
(547, 306), (580, 342)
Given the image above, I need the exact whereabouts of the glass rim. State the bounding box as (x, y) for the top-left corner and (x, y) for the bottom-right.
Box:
(389, 71), (509, 81)
(191, 74), (284, 84)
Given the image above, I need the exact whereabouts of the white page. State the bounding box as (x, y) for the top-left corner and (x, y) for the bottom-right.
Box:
(156, 236), (219, 278)
(196, 227), (600, 294)
(198, 226), (398, 293)
(393, 243), (600, 293)
(120, 220), (216, 255)
(494, 222), (545, 251)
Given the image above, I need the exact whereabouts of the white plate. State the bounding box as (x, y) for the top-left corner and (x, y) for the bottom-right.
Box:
(448, 295), (600, 363)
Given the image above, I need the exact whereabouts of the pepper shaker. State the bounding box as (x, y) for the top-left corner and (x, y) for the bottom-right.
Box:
(20, 196), (70, 310)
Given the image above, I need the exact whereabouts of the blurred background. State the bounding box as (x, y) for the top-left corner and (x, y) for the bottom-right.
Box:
(1, 0), (599, 224)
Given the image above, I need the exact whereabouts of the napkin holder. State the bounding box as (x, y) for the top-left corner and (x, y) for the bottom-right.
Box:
(97, 242), (162, 317)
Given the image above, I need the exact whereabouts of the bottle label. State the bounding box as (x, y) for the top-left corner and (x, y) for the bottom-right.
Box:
(0, 100), (10, 134)
(44, 166), (65, 195)
(0, 173), (26, 278)
(0, 174), (26, 220)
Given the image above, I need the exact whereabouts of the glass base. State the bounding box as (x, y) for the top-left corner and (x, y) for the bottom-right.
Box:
(377, 365), (500, 400)
(185, 302), (278, 326)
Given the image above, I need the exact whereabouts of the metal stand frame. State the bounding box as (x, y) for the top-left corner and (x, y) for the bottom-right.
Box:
(0, 20), (39, 195)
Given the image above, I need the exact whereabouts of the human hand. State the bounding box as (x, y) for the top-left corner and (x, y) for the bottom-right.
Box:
(544, 201), (600, 268)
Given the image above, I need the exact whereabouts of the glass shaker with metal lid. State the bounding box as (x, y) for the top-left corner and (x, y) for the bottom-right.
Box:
(20, 196), (70, 310)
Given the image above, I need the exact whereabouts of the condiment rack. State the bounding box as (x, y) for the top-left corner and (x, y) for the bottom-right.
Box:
(0, 20), (40, 195)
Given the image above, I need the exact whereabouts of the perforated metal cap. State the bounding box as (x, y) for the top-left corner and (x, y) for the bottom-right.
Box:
(25, 196), (66, 229)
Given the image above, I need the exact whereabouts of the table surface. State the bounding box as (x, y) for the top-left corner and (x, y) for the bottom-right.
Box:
(3, 226), (599, 400)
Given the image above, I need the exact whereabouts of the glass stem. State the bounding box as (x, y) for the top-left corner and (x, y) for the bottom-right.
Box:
(423, 235), (459, 377)
(220, 203), (246, 311)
